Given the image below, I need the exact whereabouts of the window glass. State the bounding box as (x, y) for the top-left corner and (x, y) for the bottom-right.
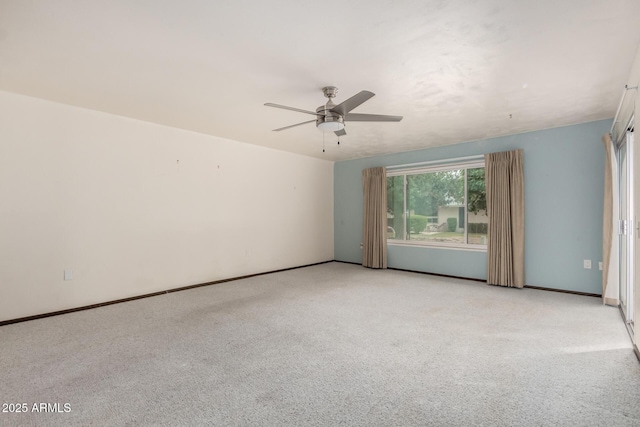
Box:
(407, 170), (464, 243)
(386, 175), (405, 240)
(386, 163), (487, 248)
(467, 167), (488, 245)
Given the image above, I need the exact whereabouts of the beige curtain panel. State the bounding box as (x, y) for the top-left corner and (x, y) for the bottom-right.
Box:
(362, 167), (388, 269)
(485, 149), (525, 288)
(601, 133), (619, 306)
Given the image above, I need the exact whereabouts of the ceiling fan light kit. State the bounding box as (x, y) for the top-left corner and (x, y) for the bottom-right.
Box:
(265, 86), (402, 138)
(316, 115), (344, 132)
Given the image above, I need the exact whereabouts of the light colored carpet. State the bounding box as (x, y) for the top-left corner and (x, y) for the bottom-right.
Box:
(1, 262), (638, 426)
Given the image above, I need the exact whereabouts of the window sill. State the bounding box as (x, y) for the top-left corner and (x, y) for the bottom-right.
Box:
(387, 240), (487, 252)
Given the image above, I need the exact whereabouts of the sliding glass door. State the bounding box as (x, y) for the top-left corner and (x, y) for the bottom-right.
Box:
(619, 131), (634, 328)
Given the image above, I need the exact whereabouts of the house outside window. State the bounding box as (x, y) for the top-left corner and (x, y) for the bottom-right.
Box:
(386, 160), (488, 250)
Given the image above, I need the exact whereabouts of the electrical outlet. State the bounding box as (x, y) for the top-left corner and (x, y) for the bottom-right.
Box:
(583, 260), (591, 269)
(598, 262), (603, 271)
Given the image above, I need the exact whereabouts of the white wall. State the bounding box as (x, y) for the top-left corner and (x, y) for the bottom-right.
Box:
(0, 91), (334, 322)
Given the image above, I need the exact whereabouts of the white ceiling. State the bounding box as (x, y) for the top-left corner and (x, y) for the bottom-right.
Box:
(1, 0), (639, 161)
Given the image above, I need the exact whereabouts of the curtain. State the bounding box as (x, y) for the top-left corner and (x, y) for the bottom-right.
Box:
(485, 149), (525, 288)
(362, 167), (387, 269)
(601, 133), (619, 306)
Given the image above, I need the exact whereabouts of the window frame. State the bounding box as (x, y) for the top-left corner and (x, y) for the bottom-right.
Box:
(386, 159), (487, 252)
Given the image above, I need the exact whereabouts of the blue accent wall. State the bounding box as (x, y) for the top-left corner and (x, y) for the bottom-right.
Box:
(334, 119), (611, 294)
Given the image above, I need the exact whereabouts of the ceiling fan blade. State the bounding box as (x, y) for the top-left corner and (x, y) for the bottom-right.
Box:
(335, 129), (347, 137)
(331, 90), (375, 116)
(273, 119), (316, 132)
(344, 113), (403, 122)
(265, 103), (325, 116)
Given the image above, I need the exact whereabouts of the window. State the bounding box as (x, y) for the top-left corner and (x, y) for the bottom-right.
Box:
(386, 160), (488, 249)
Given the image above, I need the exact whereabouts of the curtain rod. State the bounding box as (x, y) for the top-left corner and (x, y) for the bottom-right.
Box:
(610, 84), (638, 134)
(386, 154), (484, 170)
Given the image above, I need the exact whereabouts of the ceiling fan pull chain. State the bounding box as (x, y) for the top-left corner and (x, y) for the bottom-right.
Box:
(323, 132), (325, 153)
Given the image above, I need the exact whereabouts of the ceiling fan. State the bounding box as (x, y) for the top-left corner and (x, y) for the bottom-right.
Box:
(264, 86), (403, 137)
